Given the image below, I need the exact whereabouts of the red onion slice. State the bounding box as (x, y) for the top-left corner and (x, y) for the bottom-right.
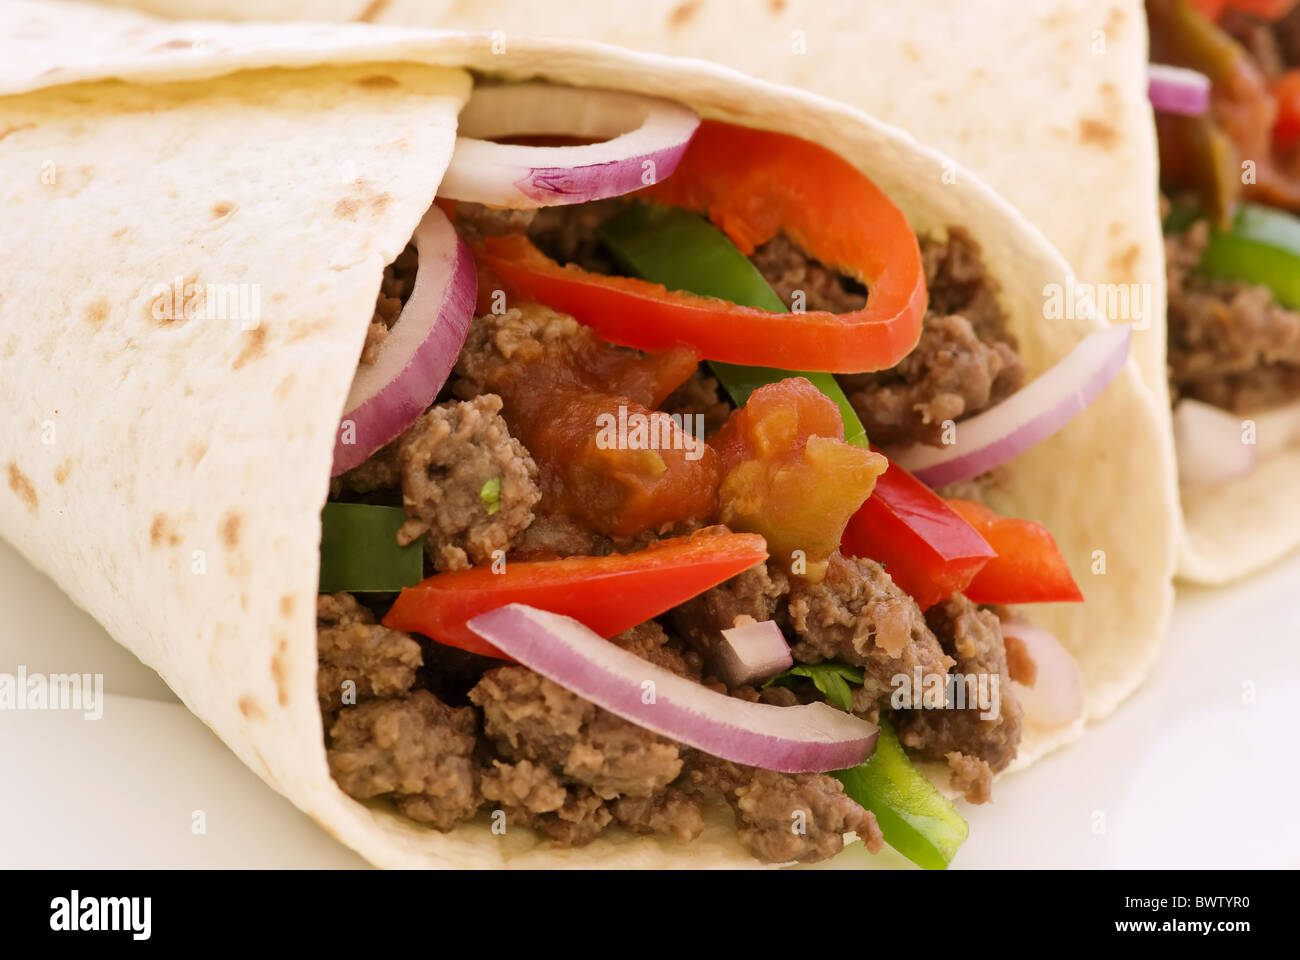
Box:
(1174, 398), (1256, 486)
(331, 204), (476, 476)
(1148, 64), (1211, 117)
(715, 618), (793, 687)
(1001, 620), (1085, 731)
(888, 324), (1132, 488)
(468, 603), (877, 773)
(438, 83), (700, 208)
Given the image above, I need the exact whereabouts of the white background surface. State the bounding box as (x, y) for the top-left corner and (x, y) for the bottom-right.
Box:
(1, 535), (1297, 869)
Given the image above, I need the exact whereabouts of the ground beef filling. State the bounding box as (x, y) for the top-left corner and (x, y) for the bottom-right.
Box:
(1166, 219), (1300, 412)
(316, 593), (422, 715)
(394, 394), (541, 571)
(750, 232), (869, 313)
(334, 395), (541, 571)
(893, 595), (1025, 804)
(317, 593), (886, 861)
(327, 690), (481, 830)
(834, 229), (1025, 447)
(320, 213), (1031, 857)
(785, 553), (954, 706)
(362, 243), (417, 365)
(1160, 13), (1300, 413)
(470, 666), (686, 799)
(689, 756), (883, 863)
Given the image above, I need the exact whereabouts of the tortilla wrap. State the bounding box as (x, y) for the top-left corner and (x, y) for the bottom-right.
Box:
(114, 5), (1276, 582)
(0, 0), (1175, 867)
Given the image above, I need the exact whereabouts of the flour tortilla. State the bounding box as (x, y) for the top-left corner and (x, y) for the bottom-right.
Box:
(0, 0), (1173, 867)
(104, 0), (1299, 584)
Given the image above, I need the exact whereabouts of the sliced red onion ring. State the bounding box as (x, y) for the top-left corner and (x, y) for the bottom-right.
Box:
(1001, 620), (1085, 731)
(331, 205), (476, 476)
(715, 618), (793, 688)
(888, 324), (1132, 488)
(438, 82), (700, 208)
(1174, 398), (1256, 486)
(468, 603), (877, 773)
(1148, 64), (1211, 117)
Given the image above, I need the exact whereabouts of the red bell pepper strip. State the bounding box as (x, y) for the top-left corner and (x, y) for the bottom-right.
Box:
(382, 529), (768, 659)
(472, 120), (927, 373)
(840, 456), (995, 610)
(1274, 69), (1300, 147)
(1191, 0), (1297, 19)
(945, 499), (1083, 605)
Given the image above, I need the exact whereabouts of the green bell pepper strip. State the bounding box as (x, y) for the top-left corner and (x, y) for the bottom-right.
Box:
(596, 204), (867, 446)
(1200, 203), (1300, 307)
(319, 502), (424, 594)
(832, 717), (969, 870)
(597, 204), (967, 869)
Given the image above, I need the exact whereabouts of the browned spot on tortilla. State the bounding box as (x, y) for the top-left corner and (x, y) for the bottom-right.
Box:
(150, 514), (183, 548)
(186, 438), (208, 468)
(901, 41), (921, 63)
(356, 74), (399, 89)
(1100, 81), (1117, 102)
(1104, 6), (1125, 36)
(1003, 634), (1037, 686)
(334, 196), (362, 220)
(288, 317), (331, 343)
(767, 0), (786, 13)
(6, 462), (37, 513)
(238, 695), (265, 720)
(0, 123), (34, 142)
(111, 226), (129, 240)
(274, 372), (296, 402)
(370, 193), (391, 214)
(84, 298), (108, 327)
(211, 200), (235, 219)
(971, 66), (988, 81)
(280, 594), (296, 618)
(355, 0), (390, 21)
(232, 325), (266, 370)
(151, 38), (196, 52)
(271, 635), (291, 707)
(1109, 242), (1141, 278)
(669, 0), (701, 27)
(240, 592), (249, 612)
(220, 511), (242, 549)
(148, 272), (200, 325)
(1079, 117), (1119, 150)
(54, 458), (73, 485)
(933, 90), (949, 106)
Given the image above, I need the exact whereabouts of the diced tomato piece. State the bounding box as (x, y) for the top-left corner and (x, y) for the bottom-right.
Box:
(713, 378), (886, 580)
(464, 308), (719, 537)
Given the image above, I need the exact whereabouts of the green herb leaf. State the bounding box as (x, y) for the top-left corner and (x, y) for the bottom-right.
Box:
(764, 661), (864, 711)
(480, 476), (502, 516)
